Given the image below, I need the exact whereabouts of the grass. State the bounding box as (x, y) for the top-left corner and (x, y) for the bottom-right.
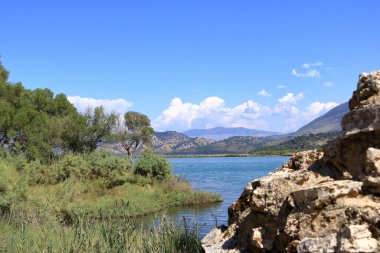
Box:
(0, 210), (203, 253)
(0, 151), (222, 252)
(248, 149), (300, 156)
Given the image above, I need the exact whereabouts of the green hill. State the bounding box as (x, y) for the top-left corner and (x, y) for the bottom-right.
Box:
(99, 131), (215, 155)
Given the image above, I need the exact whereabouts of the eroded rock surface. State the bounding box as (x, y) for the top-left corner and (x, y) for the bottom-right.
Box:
(202, 71), (380, 253)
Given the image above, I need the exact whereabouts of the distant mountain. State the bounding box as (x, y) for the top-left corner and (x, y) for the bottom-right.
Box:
(294, 102), (349, 135)
(172, 136), (263, 155)
(182, 127), (279, 141)
(152, 131), (214, 154)
(100, 102), (350, 156)
(170, 103), (350, 155)
(99, 131), (215, 155)
(249, 132), (340, 155)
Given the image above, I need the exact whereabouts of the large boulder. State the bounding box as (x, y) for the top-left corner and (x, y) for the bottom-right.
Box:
(202, 71), (380, 252)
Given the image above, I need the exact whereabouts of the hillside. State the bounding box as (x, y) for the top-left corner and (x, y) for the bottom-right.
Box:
(153, 131), (214, 153)
(171, 136), (263, 155)
(101, 102), (350, 156)
(182, 127), (279, 141)
(249, 132), (339, 155)
(99, 131), (215, 155)
(294, 102), (349, 135)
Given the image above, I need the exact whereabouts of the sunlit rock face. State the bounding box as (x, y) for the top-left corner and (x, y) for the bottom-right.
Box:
(202, 71), (380, 253)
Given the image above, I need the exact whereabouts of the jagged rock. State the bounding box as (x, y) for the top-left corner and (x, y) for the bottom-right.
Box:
(363, 147), (380, 193)
(290, 180), (362, 211)
(350, 71), (380, 109)
(297, 225), (378, 253)
(202, 225), (240, 253)
(341, 105), (380, 134)
(323, 70), (380, 194)
(202, 71), (380, 253)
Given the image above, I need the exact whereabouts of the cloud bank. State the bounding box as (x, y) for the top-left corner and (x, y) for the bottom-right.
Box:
(153, 94), (338, 133)
(68, 96), (133, 114)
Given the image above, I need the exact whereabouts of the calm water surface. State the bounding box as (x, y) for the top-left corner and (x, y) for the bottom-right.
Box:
(165, 156), (290, 237)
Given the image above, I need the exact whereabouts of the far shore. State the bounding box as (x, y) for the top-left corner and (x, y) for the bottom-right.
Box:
(164, 153), (294, 158)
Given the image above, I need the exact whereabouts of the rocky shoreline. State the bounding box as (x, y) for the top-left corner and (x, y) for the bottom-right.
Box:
(202, 71), (380, 252)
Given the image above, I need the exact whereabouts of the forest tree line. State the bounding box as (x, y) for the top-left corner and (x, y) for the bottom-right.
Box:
(0, 62), (152, 162)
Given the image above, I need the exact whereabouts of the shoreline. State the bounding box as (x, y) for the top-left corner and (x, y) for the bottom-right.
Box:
(164, 153), (294, 158)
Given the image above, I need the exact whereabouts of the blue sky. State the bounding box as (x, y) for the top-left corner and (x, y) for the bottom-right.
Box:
(1, 1), (379, 132)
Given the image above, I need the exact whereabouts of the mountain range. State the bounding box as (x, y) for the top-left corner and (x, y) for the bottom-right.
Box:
(101, 102), (350, 155)
(182, 127), (279, 141)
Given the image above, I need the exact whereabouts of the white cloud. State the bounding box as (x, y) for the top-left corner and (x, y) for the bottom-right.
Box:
(278, 92), (304, 104)
(302, 62), (322, 69)
(292, 69), (321, 78)
(323, 81), (335, 88)
(153, 95), (337, 133)
(68, 96), (133, 114)
(153, 97), (269, 132)
(292, 62), (322, 78)
(258, 89), (271, 97)
(276, 85), (287, 89)
(306, 102), (338, 116)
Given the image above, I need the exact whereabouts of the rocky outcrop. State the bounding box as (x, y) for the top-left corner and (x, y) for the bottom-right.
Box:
(202, 71), (380, 252)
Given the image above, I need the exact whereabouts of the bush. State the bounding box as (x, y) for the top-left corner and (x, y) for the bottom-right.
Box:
(56, 153), (89, 181)
(0, 161), (28, 215)
(26, 161), (58, 185)
(86, 151), (132, 179)
(134, 150), (172, 179)
(27, 151), (132, 186)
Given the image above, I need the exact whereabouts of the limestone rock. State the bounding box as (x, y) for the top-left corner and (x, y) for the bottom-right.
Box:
(297, 225), (378, 253)
(201, 225), (240, 253)
(349, 70), (380, 109)
(202, 70), (380, 253)
(290, 180), (362, 211)
(341, 104), (380, 134)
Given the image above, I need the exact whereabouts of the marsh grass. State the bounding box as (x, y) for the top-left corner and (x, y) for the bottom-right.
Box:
(0, 152), (221, 252)
(1, 211), (203, 253)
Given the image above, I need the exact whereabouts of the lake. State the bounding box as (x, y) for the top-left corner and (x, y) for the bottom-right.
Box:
(164, 156), (290, 237)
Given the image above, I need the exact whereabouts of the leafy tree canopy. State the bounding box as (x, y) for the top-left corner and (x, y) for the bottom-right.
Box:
(0, 61), (153, 162)
(116, 111), (154, 157)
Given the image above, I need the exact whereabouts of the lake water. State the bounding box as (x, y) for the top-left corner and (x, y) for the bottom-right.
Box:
(165, 156), (290, 237)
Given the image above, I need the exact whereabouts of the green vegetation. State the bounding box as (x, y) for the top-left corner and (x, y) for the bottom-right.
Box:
(0, 61), (119, 161)
(116, 111), (154, 158)
(1, 207), (202, 253)
(248, 149), (299, 156)
(0, 61), (221, 252)
(150, 131), (338, 156)
(135, 150), (172, 179)
(0, 151), (220, 252)
(249, 132), (338, 155)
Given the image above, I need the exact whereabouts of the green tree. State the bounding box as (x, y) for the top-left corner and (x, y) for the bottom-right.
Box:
(61, 106), (118, 153)
(0, 61), (9, 83)
(116, 111), (154, 158)
(0, 101), (14, 145)
(0, 61), (80, 160)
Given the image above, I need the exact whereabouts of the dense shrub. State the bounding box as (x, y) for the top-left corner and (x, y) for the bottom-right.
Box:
(26, 161), (58, 185)
(86, 151), (132, 179)
(0, 161), (28, 215)
(27, 151), (132, 186)
(134, 150), (172, 179)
